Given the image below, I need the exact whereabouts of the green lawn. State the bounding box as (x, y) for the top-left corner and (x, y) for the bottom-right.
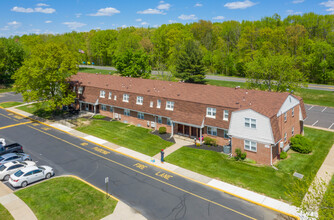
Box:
(0, 203), (13, 220)
(76, 120), (173, 156)
(165, 127), (334, 203)
(0, 101), (22, 108)
(206, 79), (334, 107)
(319, 175), (334, 220)
(79, 68), (118, 75)
(15, 177), (117, 220)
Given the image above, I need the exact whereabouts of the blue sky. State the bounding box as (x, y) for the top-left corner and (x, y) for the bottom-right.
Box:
(0, 0), (333, 37)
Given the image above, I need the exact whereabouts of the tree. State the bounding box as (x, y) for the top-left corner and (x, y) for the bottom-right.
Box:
(115, 49), (151, 78)
(0, 38), (25, 85)
(174, 40), (206, 84)
(245, 53), (306, 92)
(12, 43), (78, 111)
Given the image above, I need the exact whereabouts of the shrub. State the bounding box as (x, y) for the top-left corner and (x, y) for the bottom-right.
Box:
(196, 142), (201, 147)
(203, 137), (217, 146)
(235, 148), (247, 161)
(290, 135), (312, 154)
(93, 115), (106, 119)
(280, 151), (288, 160)
(159, 127), (167, 134)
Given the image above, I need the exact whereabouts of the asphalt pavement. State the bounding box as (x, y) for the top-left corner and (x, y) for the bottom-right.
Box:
(0, 92), (23, 103)
(304, 104), (334, 130)
(0, 108), (290, 220)
(78, 65), (334, 91)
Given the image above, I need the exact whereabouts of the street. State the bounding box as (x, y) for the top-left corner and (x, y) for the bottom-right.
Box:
(0, 108), (290, 220)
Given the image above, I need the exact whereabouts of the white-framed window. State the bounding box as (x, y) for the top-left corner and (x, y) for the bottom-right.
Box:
(244, 140), (257, 152)
(245, 118), (256, 128)
(78, 87), (83, 94)
(137, 112), (144, 119)
(101, 105), (107, 111)
(158, 116), (162, 124)
(292, 108), (294, 117)
(166, 101), (174, 111)
(207, 126), (217, 136)
(114, 95), (117, 101)
(109, 106), (113, 112)
(73, 86), (76, 92)
(150, 101), (153, 108)
(157, 100), (161, 108)
(206, 107), (216, 118)
(123, 94), (129, 102)
(124, 109), (130, 116)
(136, 96), (143, 105)
(284, 112), (287, 122)
(292, 127), (294, 136)
(167, 118), (171, 126)
(100, 90), (105, 98)
(108, 92), (112, 99)
(284, 132), (287, 143)
(223, 110), (229, 121)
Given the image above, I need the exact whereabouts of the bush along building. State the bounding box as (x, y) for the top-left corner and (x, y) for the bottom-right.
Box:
(71, 72), (307, 165)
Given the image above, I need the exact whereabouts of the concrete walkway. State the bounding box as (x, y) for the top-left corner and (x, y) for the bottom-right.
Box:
(153, 136), (193, 160)
(5, 106), (308, 219)
(102, 201), (147, 220)
(0, 182), (37, 220)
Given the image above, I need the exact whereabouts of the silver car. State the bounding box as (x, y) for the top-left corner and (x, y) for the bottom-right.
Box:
(0, 153), (31, 166)
(0, 161), (36, 181)
(9, 165), (54, 188)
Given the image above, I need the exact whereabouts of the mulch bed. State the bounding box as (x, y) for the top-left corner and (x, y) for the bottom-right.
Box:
(185, 144), (224, 152)
(151, 130), (176, 143)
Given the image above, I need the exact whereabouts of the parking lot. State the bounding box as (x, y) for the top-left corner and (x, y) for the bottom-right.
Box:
(304, 104), (334, 130)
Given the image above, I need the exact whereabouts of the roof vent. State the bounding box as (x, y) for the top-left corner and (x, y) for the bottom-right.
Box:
(243, 97), (245, 101)
(235, 86), (240, 89)
(249, 102), (252, 106)
(236, 102), (239, 104)
(106, 84), (109, 86)
(177, 94), (180, 96)
(245, 91), (248, 95)
(147, 89), (150, 92)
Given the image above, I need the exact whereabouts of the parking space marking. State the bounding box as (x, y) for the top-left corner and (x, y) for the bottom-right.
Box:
(0, 121), (32, 130)
(26, 124), (256, 220)
(329, 123), (334, 130)
(312, 120), (319, 126)
(321, 107), (327, 112)
(308, 106), (314, 110)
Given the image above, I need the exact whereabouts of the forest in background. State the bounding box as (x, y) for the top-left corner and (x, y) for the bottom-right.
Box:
(1, 12), (334, 85)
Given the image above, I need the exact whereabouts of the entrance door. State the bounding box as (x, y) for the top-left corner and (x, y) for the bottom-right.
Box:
(191, 127), (199, 138)
(184, 125), (189, 136)
(178, 124), (183, 134)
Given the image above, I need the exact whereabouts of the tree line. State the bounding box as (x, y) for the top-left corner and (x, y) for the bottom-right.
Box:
(1, 13), (334, 90)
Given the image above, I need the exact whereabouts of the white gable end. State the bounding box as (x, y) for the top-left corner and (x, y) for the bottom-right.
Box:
(277, 95), (300, 117)
(228, 109), (275, 144)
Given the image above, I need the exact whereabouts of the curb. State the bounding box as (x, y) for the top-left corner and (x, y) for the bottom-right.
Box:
(1, 107), (300, 219)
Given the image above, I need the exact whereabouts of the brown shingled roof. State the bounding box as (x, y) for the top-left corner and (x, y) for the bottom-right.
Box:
(71, 72), (291, 118)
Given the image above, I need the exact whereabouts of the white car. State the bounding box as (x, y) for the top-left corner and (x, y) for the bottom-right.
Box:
(0, 161), (36, 181)
(9, 165), (54, 188)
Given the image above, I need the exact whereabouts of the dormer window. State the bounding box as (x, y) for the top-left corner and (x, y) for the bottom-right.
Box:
(166, 101), (174, 111)
(100, 90), (105, 98)
(136, 96), (143, 105)
(78, 87), (83, 94)
(206, 107), (216, 118)
(123, 94), (129, 102)
(108, 92), (112, 99)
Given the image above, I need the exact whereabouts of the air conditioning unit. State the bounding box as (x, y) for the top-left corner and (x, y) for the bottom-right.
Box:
(147, 121), (150, 127)
(280, 142), (284, 148)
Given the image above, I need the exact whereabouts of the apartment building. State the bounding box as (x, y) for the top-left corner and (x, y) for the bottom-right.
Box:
(71, 72), (306, 165)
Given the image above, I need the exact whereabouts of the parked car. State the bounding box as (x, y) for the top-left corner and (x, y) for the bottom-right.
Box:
(0, 161), (36, 181)
(0, 141), (24, 156)
(9, 165), (54, 188)
(0, 153), (31, 166)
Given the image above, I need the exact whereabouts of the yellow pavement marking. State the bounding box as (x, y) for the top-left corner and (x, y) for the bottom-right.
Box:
(26, 125), (255, 220)
(81, 143), (88, 146)
(133, 163), (148, 170)
(0, 112), (21, 122)
(0, 108), (299, 220)
(0, 121), (32, 130)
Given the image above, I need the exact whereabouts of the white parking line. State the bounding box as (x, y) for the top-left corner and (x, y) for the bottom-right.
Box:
(308, 106), (314, 110)
(312, 120), (319, 126)
(329, 123), (334, 130)
(321, 107), (327, 112)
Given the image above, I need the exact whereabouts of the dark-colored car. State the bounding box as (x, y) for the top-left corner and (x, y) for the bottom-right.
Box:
(0, 143), (24, 156)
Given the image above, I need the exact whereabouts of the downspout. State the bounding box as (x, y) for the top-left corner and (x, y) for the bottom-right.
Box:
(170, 120), (174, 138)
(270, 145), (273, 166)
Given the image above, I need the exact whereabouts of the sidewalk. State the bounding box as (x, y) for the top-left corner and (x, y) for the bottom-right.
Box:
(6, 106), (302, 219)
(0, 182), (37, 220)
